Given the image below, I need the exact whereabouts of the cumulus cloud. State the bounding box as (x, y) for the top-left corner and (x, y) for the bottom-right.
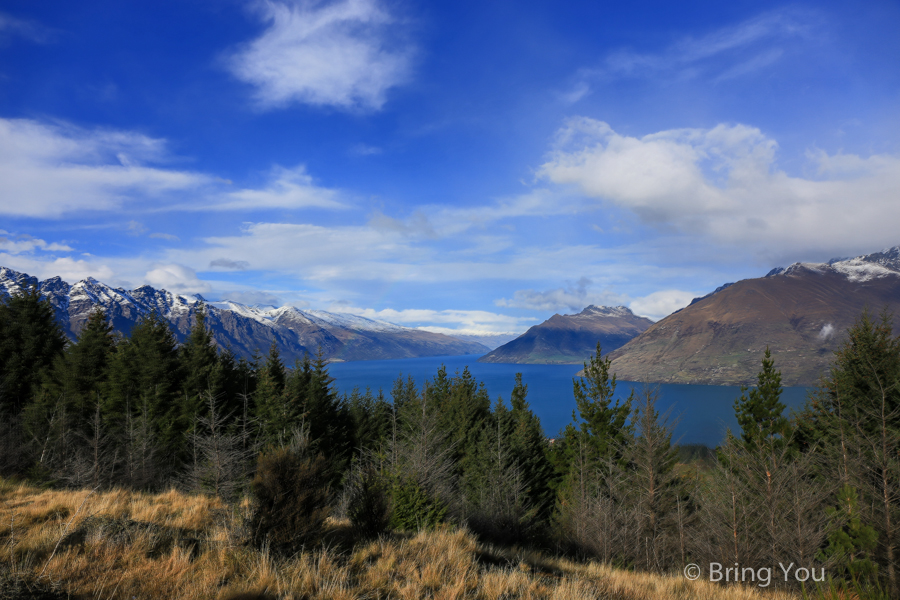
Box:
(0, 232), (72, 254)
(211, 165), (345, 211)
(0, 118), (210, 217)
(539, 118), (900, 258)
(144, 264), (211, 295)
(629, 290), (698, 321)
(0, 253), (115, 284)
(228, 0), (413, 111)
(495, 277), (625, 313)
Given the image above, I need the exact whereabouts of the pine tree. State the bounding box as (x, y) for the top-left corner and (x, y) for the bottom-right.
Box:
(562, 342), (633, 470)
(734, 347), (789, 452)
(178, 302), (220, 429)
(553, 343), (633, 556)
(254, 341), (287, 442)
(507, 373), (554, 519)
(0, 286), (67, 414)
(105, 310), (182, 449)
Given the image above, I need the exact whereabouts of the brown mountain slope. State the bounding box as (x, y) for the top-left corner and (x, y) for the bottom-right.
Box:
(607, 253), (900, 386)
(479, 305), (653, 364)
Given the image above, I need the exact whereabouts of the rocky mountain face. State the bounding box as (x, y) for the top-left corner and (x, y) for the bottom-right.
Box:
(0, 267), (489, 362)
(607, 247), (900, 386)
(479, 305), (653, 364)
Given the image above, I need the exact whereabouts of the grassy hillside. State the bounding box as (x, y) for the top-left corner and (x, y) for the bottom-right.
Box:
(0, 479), (806, 600)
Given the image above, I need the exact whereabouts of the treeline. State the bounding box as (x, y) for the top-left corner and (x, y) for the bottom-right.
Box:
(1, 287), (899, 595)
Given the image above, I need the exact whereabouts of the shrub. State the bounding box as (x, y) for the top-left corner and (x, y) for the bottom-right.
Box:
(246, 447), (331, 555)
(390, 477), (446, 531)
(346, 462), (391, 539)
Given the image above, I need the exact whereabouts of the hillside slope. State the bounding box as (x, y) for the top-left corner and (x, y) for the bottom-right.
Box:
(479, 305), (653, 364)
(607, 247), (900, 386)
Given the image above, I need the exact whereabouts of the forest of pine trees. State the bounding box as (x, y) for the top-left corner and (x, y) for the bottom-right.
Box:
(1, 286), (899, 595)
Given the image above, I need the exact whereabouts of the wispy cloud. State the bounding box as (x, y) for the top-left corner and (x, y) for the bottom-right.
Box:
(495, 277), (625, 313)
(0, 118), (210, 217)
(227, 0), (414, 111)
(566, 8), (818, 99)
(337, 306), (536, 335)
(0, 118), (354, 216)
(539, 117), (900, 261)
(0, 11), (56, 44)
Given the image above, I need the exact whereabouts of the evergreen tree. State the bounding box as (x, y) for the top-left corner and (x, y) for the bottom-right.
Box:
(734, 347), (789, 451)
(507, 373), (554, 519)
(105, 310), (182, 447)
(178, 303), (220, 429)
(30, 308), (116, 443)
(254, 341), (287, 441)
(557, 342), (633, 473)
(553, 343), (633, 555)
(305, 348), (351, 471)
(0, 286), (67, 414)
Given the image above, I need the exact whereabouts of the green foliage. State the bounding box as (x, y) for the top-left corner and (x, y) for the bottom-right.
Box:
(247, 445), (332, 555)
(507, 373), (554, 519)
(105, 311), (182, 443)
(734, 347), (789, 451)
(253, 342), (288, 442)
(346, 462), (391, 539)
(178, 303), (222, 428)
(0, 286), (67, 414)
(820, 484), (879, 582)
(571, 342), (634, 462)
(390, 476), (447, 531)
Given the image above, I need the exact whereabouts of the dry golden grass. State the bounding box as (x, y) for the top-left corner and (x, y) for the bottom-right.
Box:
(0, 478), (804, 600)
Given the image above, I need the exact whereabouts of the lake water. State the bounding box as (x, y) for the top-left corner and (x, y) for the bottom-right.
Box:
(327, 355), (812, 447)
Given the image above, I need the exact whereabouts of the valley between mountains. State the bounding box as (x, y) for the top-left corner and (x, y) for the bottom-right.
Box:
(3, 246), (900, 387)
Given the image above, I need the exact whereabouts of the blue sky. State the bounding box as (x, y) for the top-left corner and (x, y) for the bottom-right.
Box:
(1, 0), (899, 335)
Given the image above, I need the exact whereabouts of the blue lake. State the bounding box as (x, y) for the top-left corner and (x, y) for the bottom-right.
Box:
(327, 354), (812, 447)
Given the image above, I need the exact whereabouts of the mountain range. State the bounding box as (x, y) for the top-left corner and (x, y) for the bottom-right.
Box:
(607, 247), (900, 386)
(0, 267), (489, 362)
(479, 305), (653, 364)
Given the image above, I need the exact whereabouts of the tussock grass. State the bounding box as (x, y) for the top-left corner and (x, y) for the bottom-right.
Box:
(1, 479), (804, 600)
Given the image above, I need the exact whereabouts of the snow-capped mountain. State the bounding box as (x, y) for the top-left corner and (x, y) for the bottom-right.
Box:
(0, 268), (489, 362)
(607, 246), (900, 386)
(767, 247), (900, 283)
(478, 305), (653, 364)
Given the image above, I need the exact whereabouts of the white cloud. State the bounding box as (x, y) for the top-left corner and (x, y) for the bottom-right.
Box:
(0, 253), (115, 284)
(629, 290), (697, 321)
(818, 323), (835, 341)
(212, 165), (345, 211)
(0, 118), (210, 217)
(0, 233), (72, 254)
(338, 305), (535, 335)
(0, 118), (354, 216)
(539, 118), (900, 258)
(228, 0), (413, 111)
(144, 264), (211, 295)
(600, 9), (814, 81)
(495, 277), (626, 313)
